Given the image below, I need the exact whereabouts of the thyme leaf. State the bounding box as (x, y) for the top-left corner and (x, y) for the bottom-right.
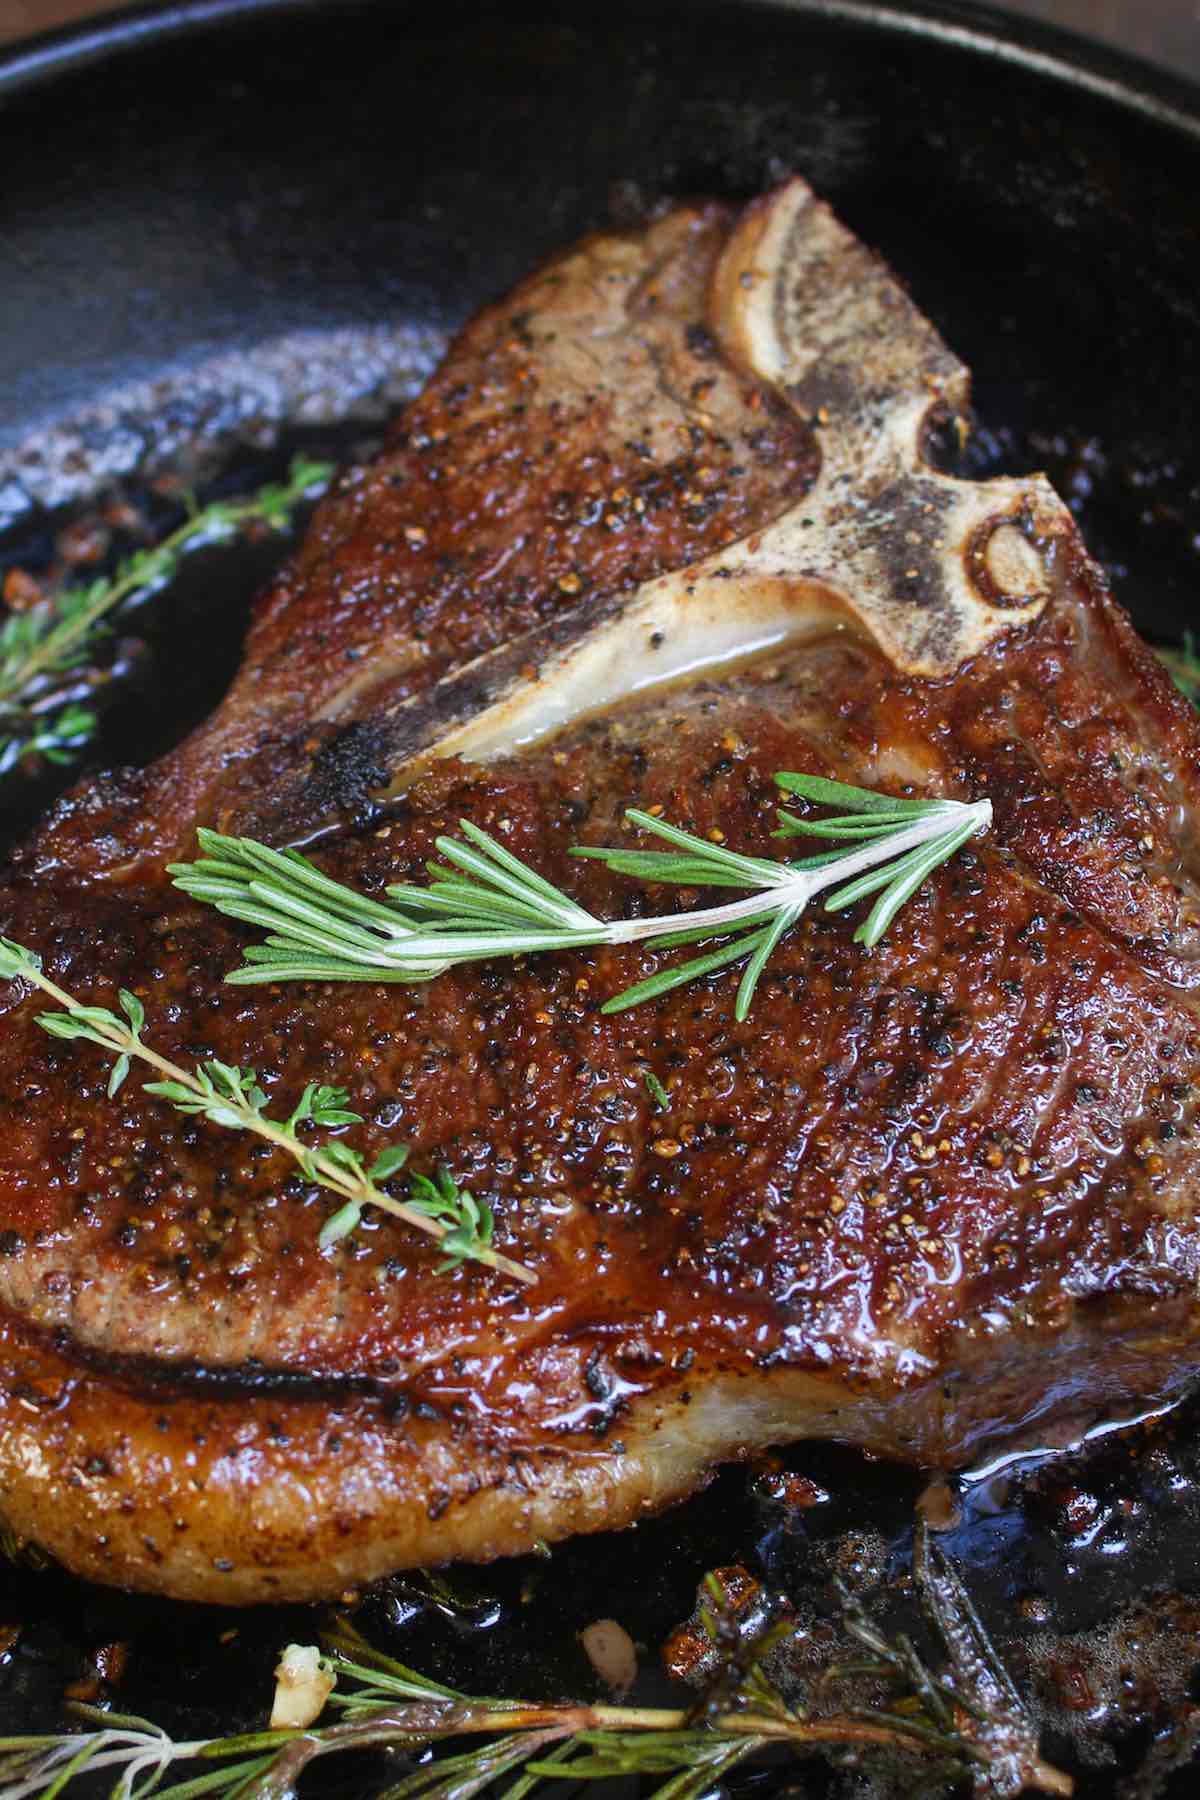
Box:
(644, 1070), (671, 1111)
(0, 455), (331, 777)
(0, 935), (530, 1283)
(171, 774), (991, 1020)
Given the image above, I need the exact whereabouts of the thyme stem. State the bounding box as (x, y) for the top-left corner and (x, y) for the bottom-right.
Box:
(0, 461), (329, 702)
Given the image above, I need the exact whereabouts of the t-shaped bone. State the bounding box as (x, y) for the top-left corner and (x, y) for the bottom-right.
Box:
(282, 180), (1080, 824)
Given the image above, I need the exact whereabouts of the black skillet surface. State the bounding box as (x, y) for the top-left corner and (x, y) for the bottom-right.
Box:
(2, 1), (1200, 1794)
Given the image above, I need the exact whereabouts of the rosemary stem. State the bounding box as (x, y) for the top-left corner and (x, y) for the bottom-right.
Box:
(582, 1703), (910, 1744)
(0, 1698), (1074, 1800)
(12, 960), (533, 1286)
(172, 778), (992, 1018)
(0, 1588), (1076, 1800)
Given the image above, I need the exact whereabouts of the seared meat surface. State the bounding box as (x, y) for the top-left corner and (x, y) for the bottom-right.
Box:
(1, 183), (1199, 1603)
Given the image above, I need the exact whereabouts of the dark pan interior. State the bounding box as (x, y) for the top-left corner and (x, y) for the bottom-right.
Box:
(1, 1), (1200, 1793)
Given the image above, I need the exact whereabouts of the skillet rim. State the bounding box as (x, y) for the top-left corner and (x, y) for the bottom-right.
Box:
(0, 0), (1198, 144)
(0, 0), (1195, 1781)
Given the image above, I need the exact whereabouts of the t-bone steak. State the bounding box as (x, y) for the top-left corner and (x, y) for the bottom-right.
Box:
(1, 181), (1198, 1602)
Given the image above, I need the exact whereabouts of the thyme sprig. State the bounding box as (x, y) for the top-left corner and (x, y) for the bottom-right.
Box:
(0, 1545), (1071, 1800)
(171, 774), (991, 1020)
(0, 455), (332, 775)
(0, 936), (531, 1283)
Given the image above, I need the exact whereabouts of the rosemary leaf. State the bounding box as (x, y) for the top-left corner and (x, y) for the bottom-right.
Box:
(734, 902), (800, 1020)
(607, 807), (786, 884)
(602, 925), (769, 1015)
(573, 849), (756, 888)
(773, 770), (933, 815)
(852, 815), (980, 946)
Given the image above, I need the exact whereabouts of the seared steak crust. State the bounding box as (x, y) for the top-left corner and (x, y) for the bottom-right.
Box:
(1, 186), (1199, 1601)
(19, 202), (815, 884)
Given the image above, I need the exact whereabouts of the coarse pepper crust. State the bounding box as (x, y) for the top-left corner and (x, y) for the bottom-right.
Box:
(1, 191), (1199, 1602)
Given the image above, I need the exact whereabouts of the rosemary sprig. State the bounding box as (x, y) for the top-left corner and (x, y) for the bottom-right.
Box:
(0, 936), (531, 1283)
(0, 1546), (1071, 1800)
(171, 773), (991, 1021)
(0, 455), (331, 775)
(826, 1518), (1071, 1796)
(1156, 629), (1200, 709)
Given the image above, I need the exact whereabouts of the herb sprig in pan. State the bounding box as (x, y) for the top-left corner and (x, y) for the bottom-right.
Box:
(0, 937), (531, 1283)
(172, 774), (991, 1020)
(0, 1526), (1071, 1800)
(1157, 629), (1200, 710)
(0, 455), (331, 776)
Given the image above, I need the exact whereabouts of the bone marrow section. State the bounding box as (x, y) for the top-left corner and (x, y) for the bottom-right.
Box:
(969, 513), (1058, 611)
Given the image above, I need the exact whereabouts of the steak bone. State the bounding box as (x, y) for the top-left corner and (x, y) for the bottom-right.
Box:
(253, 179), (1077, 847)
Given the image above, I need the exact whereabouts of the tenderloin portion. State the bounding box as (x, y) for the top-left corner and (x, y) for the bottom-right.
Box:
(1, 182), (1199, 1603)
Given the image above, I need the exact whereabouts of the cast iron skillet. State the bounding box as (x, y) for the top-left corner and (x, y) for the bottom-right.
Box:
(1, 2), (1200, 1794)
